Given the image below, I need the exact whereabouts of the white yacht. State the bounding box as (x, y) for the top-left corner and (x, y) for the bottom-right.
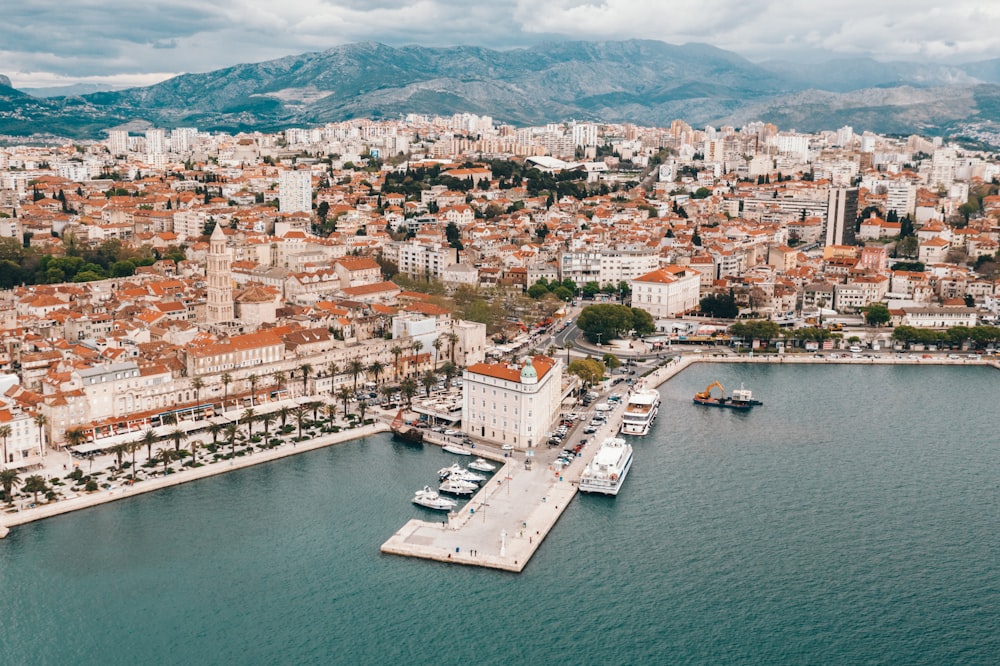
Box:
(412, 486), (458, 511)
(468, 458), (497, 473)
(437, 464), (486, 483)
(442, 444), (471, 456)
(579, 438), (633, 496)
(438, 478), (478, 496)
(620, 388), (660, 436)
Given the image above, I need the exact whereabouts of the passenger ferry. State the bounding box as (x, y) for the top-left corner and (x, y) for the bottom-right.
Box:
(620, 388), (660, 436)
(579, 438), (633, 496)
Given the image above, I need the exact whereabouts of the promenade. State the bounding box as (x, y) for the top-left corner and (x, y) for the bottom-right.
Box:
(0, 422), (388, 538)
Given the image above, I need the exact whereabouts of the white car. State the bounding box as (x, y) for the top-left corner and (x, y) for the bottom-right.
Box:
(501, 444), (514, 451)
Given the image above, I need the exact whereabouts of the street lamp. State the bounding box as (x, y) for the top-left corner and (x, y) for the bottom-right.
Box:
(595, 332), (603, 346)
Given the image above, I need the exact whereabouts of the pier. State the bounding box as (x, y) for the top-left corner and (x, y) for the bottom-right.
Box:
(380, 357), (692, 572)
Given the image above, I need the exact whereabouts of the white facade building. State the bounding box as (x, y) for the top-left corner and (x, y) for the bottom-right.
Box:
(462, 356), (562, 449)
(279, 170), (312, 214)
(629, 265), (701, 318)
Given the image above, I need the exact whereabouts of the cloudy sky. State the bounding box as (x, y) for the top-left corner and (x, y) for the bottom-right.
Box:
(5, 0), (1000, 88)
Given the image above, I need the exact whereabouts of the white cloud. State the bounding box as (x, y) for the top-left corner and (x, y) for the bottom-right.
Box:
(5, 0), (1000, 87)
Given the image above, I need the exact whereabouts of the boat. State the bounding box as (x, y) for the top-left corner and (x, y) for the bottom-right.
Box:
(412, 486), (457, 511)
(390, 409), (424, 444)
(437, 464), (486, 483)
(468, 457), (498, 473)
(438, 478), (477, 496)
(693, 381), (762, 410)
(579, 437), (633, 496)
(442, 444), (471, 456)
(619, 388), (661, 436)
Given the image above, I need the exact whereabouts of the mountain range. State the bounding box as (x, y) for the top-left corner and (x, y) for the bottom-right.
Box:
(3, 40), (1000, 140)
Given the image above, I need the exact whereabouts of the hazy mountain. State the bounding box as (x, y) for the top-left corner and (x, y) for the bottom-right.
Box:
(22, 83), (121, 98)
(2, 41), (1000, 140)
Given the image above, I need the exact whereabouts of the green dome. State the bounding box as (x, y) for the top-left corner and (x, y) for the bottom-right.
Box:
(520, 358), (538, 383)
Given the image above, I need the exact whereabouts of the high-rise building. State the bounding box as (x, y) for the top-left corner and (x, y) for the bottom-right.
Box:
(145, 128), (166, 155)
(107, 130), (129, 157)
(824, 187), (859, 247)
(279, 170), (312, 214)
(205, 224), (234, 324)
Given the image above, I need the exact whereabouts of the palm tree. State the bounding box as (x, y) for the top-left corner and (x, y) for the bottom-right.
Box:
(1, 468), (22, 505)
(390, 345), (404, 380)
(410, 340), (424, 373)
(379, 384), (396, 406)
(141, 428), (157, 461)
(326, 361), (340, 379)
(221, 372), (232, 409)
(273, 371), (287, 394)
(337, 386), (353, 416)
(299, 363), (313, 395)
(0, 424), (11, 466)
(208, 422), (223, 448)
(109, 442), (129, 470)
(357, 399), (369, 423)
(440, 361), (458, 384)
(191, 376), (204, 404)
(563, 341), (574, 365)
(161, 412), (178, 429)
(64, 427), (87, 454)
(241, 408), (256, 438)
(247, 373), (258, 407)
(22, 474), (47, 504)
(307, 401), (323, 422)
(294, 406), (307, 440)
(189, 439), (202, 464)
(224, 423), (239, 457)
(261, 412), (276, 440)
(278, 406), (291, 430)
(169, 427), (188, 454)
(156, 446), (176, 474)
(421, 370), (437, 397)
(400, 378), (418, 409)
(446, 331), (459, 364)
(367, 360), (385, 386)
(325, 402), (338, 424)
(347, 359), (365, 392)
(33, 414), (48, 456)
(432, 336), (443, 368)
(128, 438), (140, 477)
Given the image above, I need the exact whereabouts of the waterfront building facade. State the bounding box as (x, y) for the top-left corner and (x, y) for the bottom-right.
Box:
(462, 356), (561, 449)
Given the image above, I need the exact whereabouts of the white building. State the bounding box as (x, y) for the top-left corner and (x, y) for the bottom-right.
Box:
(630, 265), (701, 318)
(462, 356), (562, 449)
(560, 248), (660, 287)
(279, 170), (312, 214)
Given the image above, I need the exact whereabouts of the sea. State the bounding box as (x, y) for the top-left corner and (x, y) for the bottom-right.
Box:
(1, 364), (998, 665)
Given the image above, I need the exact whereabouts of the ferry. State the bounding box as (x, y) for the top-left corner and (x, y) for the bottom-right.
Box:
(579, 437), (633, 496)
(620, 388), (660, 436)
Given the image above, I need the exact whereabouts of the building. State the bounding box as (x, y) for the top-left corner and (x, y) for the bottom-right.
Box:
(462, 356), (561, 449)
(629, 266), (701, 318)
(824, 187), (859, 247)
(279, 170), (312, 214)
(560, 248), (660, 287)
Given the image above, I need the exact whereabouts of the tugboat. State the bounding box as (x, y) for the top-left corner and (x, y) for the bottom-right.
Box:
(391, 409), (424, 444)
(693, 381), (762, 410)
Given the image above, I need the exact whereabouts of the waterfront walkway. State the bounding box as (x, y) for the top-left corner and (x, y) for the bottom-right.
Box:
(0, 422), (389, 538)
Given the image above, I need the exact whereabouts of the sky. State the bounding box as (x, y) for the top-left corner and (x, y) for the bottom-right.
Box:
(5, 0), (1000, 89)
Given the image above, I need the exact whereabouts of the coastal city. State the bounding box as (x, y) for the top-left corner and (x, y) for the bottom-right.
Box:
(1, 116), (1000, 534)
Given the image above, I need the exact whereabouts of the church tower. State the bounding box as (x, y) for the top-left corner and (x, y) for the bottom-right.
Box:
(206, 223), (234, 324)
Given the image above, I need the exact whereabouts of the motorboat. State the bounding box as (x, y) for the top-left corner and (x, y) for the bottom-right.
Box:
(468, 457), (497, 473)
(438, 479), (477, 496)
(442, 444), (471, 456)
(412, 486), (457, 511)
(437, 464), (486, 483)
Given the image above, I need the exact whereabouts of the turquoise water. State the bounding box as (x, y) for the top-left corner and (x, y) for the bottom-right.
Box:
(1, 365), (998, 665)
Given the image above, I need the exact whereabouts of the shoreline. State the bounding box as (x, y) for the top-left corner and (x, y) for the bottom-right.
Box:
(0, 422), (389, 537)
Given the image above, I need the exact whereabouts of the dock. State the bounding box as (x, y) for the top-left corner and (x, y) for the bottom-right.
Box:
(380, 357), (692, 572)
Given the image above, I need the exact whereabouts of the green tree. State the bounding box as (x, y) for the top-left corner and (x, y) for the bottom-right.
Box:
(567, 358), (606, 388)
(602, 353), (621, 370)
(575, 304), (635, 343)
(0, 468), (22, 505)
(864, 303), (891, 327)
(699, 294), (739, 319)
(630, 307), (655, 335)
(22, 474), (47, 504)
